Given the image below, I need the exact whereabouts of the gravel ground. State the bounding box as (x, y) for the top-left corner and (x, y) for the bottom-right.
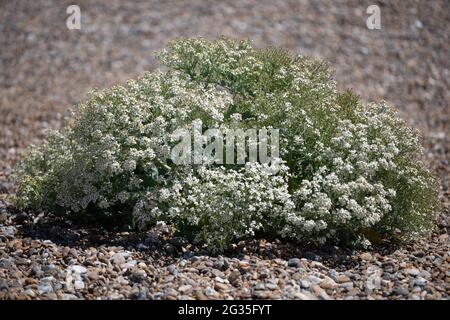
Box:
(0, 0), (448, 300)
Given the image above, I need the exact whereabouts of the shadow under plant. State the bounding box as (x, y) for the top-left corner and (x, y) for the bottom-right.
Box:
(1, 199), (448, 300)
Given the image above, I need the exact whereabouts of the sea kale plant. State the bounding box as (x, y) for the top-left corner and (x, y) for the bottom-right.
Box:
(15, 38), (439, 250)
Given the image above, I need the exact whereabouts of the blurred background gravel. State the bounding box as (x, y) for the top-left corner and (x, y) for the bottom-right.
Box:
(0, 0), (448, 201)
(0, 0), (448, 300)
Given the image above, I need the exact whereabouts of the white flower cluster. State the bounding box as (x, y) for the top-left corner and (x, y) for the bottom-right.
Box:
(15, 38), (438, 249)
(134, 162), (293, 250)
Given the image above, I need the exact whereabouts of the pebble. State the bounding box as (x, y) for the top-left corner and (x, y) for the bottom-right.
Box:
(266, 282), (278, 290)
(25, 278), (38, 285)
(288, 258), (301, 267)
(167, 264), (178, 275)
(254, 282), (265, 290)
(204, 287), (218, 297)
(361, 253), (373, 261)
(336, 275), (351, 283)
(213, 259), (228, 271)
(37, 284), (53, 294)
(239, 261), (250, 271)
(312, 285), (331, 300)
(419, 270), (431, 278)
(40, 276), (54, 283)
(74, 281), (84, 290)
(211, 268), (224, 278)
(320, 279), (337, 289)
(87, 271), (99, 281)
(252, 290), (271, 299)
(61, 293), (79, 300)
(295, 291), (316, 300)
(130, 270), (147, 283)
(340, 282), (354, 290)
(228, 270), (241, 283)
(394, 287), (409, 296)
(0, 226), (16, 238)
(406, 267), (420, 276)
(0, 212), (8, 223)
(414, 277), (427, 287)
(24, 289), (36, 297)
(214, 282), (228, 291)
(69, 265), (87, 274)
(307, 275), (323, 285)
(111, 253), (126, 265)
(178, 285), (193, 294)
(0, 258), (13, 270)
(300, 280), (311, 289)
(163, 244), (176, 254)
